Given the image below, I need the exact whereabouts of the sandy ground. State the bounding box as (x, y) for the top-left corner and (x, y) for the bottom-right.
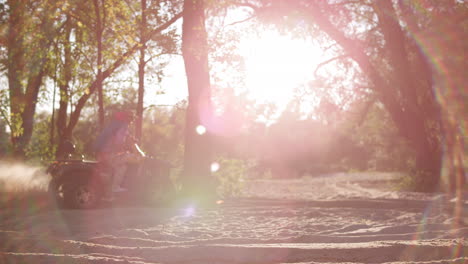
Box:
(0, 172), (467, 264)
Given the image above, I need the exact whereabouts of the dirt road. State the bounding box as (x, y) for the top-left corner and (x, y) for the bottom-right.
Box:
(1, 173), (466, 263)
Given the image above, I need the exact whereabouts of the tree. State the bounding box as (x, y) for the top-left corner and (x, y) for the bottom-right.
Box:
(54, 5), (182, 158)
(409, 0), (467, 222)
(93, 0), (106, 130)
(3, 0), (60, 158)
(131, 0), (180, 143)
(54, 0), (138, 152)
(135, 0), (148, 142)
(181, 0), (215, 200)
(54, 13), (74, 159)
(245, 0), (465, 191)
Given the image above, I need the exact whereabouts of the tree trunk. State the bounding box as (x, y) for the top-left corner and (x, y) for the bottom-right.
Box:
(303, 1), (443, 191)
(135, 0), (147, 143)
(56, 16), (73, 159)
(7, 0), (26, 158)
(374, 0), (442, 191)
(7, 0), (48, 158)
(181, 0), (215, 201)
(9, 72), (45, 158)
(93, 0), (105, 130)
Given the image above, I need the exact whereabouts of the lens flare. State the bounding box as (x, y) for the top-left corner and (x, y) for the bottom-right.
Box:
(196, 125), (206, 135)
(211, 162), (220, 172)
(183, 206), (196, 217)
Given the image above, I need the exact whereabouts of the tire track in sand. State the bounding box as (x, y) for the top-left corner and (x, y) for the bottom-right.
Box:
(1, 173), (466, 263)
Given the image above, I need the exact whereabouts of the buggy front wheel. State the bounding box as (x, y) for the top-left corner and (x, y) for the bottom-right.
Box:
(63, 176), (102, 209)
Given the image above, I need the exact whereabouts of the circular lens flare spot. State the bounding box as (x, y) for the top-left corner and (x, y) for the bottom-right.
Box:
(196, 125), (206, 135)
(183, 206), (196, 217)
(211, 162), (220, 172)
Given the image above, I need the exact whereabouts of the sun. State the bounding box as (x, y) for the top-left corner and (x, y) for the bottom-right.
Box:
(239, 31), (323, 110)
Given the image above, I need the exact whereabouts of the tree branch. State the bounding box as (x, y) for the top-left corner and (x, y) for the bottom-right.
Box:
(226, 15), (256, 27)
(304, 3), (401, 114)
(65, 12), (183, 134)
(314, 54), (349, 77)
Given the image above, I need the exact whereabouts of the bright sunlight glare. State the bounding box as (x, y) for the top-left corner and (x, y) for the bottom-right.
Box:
(239, 31), (324, 110)
(196, 125), (207, 135)
(151, 30), (333, 122)
(210, 162), (220, 172)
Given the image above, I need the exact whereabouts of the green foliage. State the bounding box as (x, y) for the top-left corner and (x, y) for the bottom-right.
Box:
(72, 118), (100, 158)
(0, 0), (183, 159)
(142, 102), (187, 166)
(237, 97), (417, 179)
(348, 103), (415, 172)
(24, 113), (56, 164)
(1, 0), (461, 199)
(213, 158), (250, 198)
(396, 170), (441, 193)
(9, 113), (24, 138)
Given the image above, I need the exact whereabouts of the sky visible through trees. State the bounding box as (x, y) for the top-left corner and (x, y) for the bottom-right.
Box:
(158, 29), (329, 119)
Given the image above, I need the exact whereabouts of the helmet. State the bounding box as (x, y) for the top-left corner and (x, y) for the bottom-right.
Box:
(113, 110), (134, 122)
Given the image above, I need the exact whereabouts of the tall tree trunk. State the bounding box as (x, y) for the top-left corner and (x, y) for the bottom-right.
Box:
(56, 16), (73, 159)
(302, 1), (442, 191)
(7, 0), (26, 158)
(181, 0), (215, 201)
(93, 0), (105, 130)
(135, 0), (147, 143)
(374, 0), (442, 191)
(7, 0), (49, 158)
(10, 72), (45, 158)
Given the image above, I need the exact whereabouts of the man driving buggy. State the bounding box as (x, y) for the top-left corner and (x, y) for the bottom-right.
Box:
(93, 110), (141, 201)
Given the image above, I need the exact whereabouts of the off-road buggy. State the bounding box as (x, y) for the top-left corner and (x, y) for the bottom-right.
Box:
(47, 142), (175, 209)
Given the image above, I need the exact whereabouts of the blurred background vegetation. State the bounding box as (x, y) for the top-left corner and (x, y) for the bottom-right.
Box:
(0, 91), (429, 196)
(0, 0), (466, 196)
